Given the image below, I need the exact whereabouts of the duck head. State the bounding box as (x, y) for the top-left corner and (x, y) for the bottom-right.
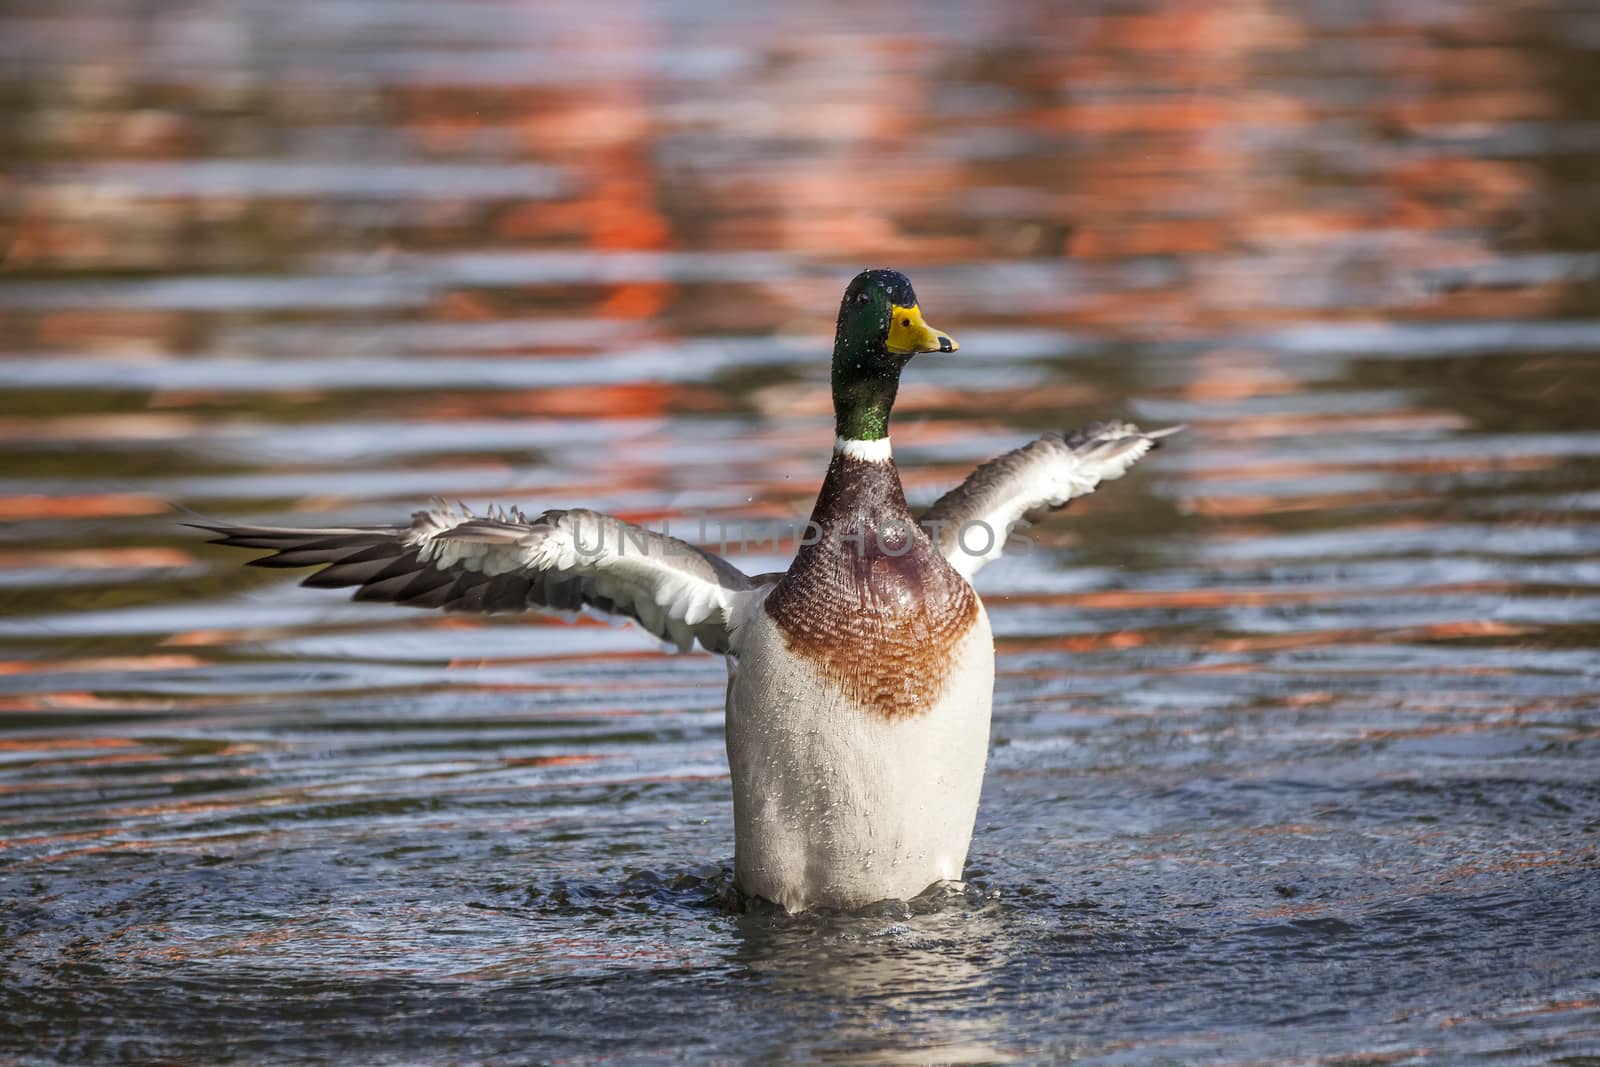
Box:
(831, 268), (959, 442)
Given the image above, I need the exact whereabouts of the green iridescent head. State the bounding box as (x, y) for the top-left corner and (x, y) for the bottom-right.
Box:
(830, 269), (959, 442)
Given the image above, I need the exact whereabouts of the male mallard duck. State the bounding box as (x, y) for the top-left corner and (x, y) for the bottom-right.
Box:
(193, 269), (1173, 913)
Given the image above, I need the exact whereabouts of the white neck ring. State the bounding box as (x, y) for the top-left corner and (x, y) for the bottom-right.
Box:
(834, 436), (893, 462)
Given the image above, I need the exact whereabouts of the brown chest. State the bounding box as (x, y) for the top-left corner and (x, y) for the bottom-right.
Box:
(763, 454), (979, 721)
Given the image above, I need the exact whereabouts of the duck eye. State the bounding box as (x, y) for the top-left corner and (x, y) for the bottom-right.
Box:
(901, 318), (911, 327)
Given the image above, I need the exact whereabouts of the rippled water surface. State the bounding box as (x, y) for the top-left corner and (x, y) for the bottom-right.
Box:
(3, 2), (1599, 1063)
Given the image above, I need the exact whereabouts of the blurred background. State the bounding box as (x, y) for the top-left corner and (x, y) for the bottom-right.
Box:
(2, 2), (1598, 1064)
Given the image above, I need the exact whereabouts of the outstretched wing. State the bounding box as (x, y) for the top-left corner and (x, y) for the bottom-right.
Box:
(189, 503), (760, 653)
(919, 420), (1179, 580)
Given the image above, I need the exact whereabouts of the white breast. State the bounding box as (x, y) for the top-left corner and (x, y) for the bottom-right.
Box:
(724, 591), (995, 912)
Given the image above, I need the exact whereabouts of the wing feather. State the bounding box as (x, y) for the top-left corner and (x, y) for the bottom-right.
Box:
(919, 420), (1178, 580)
(189, 503), (761, 654)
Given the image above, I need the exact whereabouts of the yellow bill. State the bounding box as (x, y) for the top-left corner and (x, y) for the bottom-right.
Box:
(886, 304), (958, 355)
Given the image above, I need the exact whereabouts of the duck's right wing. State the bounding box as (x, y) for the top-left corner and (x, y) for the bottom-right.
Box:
(189, 503), (762, 654)
(919, 421), (1179, 581)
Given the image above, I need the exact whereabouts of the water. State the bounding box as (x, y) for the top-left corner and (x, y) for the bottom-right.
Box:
(3, 1), (1599, 1063)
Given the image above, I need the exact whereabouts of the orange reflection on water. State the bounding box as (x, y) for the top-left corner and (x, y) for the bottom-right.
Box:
(0, 494), (168, 520)
(0, 655), (207, 675)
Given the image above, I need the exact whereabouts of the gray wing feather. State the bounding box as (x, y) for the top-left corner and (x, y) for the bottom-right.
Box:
(919, 420), (1178, 579)
(189, 503), (758, 654)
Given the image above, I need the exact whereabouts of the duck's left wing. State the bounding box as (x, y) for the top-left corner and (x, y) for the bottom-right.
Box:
(189, 504), (760, 654)
(918, 421), (1179, 581)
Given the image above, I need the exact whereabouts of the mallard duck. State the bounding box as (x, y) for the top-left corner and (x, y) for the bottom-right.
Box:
(193, 269), (1174, 913)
